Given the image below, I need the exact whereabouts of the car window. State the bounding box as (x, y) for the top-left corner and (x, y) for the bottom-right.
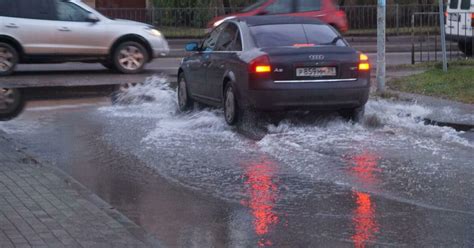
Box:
(55, 0), (90, 22)
(297, 0), (321, 12)
(201, 24), (226, 52)
(17, 0), (54, 20)
(0, 0), (18, 17)
(232, 32), (243, 51)
(250, 24), (346, 48)
(460, 0), (470, 10)
(215, 24), (240, 51)
(449, 0), (459, 9)
(264, 0), (294, 14)
(240, 0), (268, 13)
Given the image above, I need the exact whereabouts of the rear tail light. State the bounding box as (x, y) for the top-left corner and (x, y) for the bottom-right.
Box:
(358, 53), (370, 71)
(250, 55), (272, 74)
(471, 13), (474, 27)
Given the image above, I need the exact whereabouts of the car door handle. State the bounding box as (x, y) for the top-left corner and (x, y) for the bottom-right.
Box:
(203, 62), (211, 67)
(58, 27), (71, 32)
(219, 64), (225, 69)
(5, 23), (18, 28)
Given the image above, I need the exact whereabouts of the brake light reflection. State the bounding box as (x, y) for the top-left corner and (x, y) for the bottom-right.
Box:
(242, 160), (280, 247)
(350, 152), (381, 248)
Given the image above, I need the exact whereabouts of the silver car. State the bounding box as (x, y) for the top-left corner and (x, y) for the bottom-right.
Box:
(0, 0), (170, 76)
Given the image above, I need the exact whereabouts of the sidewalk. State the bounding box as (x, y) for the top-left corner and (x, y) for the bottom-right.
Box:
(0, 133), (160, 248)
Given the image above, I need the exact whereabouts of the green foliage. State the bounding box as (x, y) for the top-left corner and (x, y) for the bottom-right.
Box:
(389, 63), (474, 104)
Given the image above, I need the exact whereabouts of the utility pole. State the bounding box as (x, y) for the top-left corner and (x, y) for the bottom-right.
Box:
(438, 0), (448, 72)
(377, 0), (386, 93)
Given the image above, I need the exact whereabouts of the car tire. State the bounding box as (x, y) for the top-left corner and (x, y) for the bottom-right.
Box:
(0, 42), (19, 76)
(0, 88), (25, 121)
(458, 40), (473, 57)
(113, 41), (148, 74)
(177, 74), (194, 112)
(224, 84), (239, 125)
(340, 106), (365, 123)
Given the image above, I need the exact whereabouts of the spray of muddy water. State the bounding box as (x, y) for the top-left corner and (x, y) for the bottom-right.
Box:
(99, 76), (473, 211)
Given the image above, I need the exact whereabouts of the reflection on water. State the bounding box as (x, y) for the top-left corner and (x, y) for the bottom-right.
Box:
(352, 192), (379, 248)
(350, 152), (381, 248)
(241, 159), (280, 247)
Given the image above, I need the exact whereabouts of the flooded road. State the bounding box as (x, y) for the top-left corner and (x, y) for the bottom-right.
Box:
(1, 77), (473, 247)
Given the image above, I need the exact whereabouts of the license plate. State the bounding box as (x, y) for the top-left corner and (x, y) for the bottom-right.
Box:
(449, 13), (460, 22)
(296, 67), (336, 77)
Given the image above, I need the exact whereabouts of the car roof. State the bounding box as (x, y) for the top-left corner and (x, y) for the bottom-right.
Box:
(235, 16), (325, 27)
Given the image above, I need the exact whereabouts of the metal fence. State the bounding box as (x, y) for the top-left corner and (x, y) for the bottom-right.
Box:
(97, 5), (443, 38)
(411, 12), (473, 64)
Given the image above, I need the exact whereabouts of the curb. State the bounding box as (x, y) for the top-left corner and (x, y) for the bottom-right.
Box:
(0, 130), (164, 248)
(386, 89), (474, 131)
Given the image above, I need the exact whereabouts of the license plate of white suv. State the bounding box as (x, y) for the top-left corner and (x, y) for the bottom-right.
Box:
(296, 67), (337, 77)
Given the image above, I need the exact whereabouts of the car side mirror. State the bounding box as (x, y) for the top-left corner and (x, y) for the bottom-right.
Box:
(185, 42), (199, 52)
(86, 13), (100, 23)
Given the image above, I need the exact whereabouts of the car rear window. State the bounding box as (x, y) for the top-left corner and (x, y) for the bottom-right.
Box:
(250, 24), (346, 48)
(460, 0), (470, 10)
(449, 0), (459, 9)
(240, 0), (267, 13)
(297, 0), (321, 12)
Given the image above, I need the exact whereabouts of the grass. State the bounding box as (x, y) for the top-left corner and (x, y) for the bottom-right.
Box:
(388, 59), (474, 70)
(159, 27), (206, 39)
(388, 64), (474, 104)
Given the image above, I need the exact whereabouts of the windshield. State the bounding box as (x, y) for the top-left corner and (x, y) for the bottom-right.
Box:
(240, 0), (268, 13)
(250, 24), (347, 47)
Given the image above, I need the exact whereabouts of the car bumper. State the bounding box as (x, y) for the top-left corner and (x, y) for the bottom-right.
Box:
(242, 78), (370, 111)
(150, 38), (170, 58)
(446, 34), (473, 42)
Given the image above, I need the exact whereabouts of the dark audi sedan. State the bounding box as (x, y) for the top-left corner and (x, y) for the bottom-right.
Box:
(178, 16), (370, 125)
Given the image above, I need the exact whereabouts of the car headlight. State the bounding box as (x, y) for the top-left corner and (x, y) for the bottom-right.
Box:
(146, 28), (163, 37)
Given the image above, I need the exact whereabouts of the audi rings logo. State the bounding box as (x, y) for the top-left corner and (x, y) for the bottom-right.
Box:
(309, 55), (325, 60)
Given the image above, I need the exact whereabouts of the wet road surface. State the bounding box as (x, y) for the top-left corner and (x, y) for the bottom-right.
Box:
(1, 78), (473, 247)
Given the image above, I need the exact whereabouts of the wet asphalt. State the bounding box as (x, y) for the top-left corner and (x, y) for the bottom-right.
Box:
(0, 81), (473, 247)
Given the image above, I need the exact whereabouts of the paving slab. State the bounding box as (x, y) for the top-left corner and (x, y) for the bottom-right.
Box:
(0, 131), (161, 248)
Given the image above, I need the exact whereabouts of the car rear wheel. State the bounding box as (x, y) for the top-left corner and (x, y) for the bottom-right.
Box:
(340, 106), (365, 123)
(0, 88), (24, 121)
(0, 43), (19, 76)
(113, 42), (148, 74)
(458, 40), (473, 56)
(177, 75), (194, 111)
(224, 85), (239, 125)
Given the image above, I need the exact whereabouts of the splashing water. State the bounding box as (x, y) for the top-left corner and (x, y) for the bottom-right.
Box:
(97, 76), (473, 210)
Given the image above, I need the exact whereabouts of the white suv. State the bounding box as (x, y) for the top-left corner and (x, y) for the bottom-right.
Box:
(446, 0), (473, 56)
(0, 0), (170, 76)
